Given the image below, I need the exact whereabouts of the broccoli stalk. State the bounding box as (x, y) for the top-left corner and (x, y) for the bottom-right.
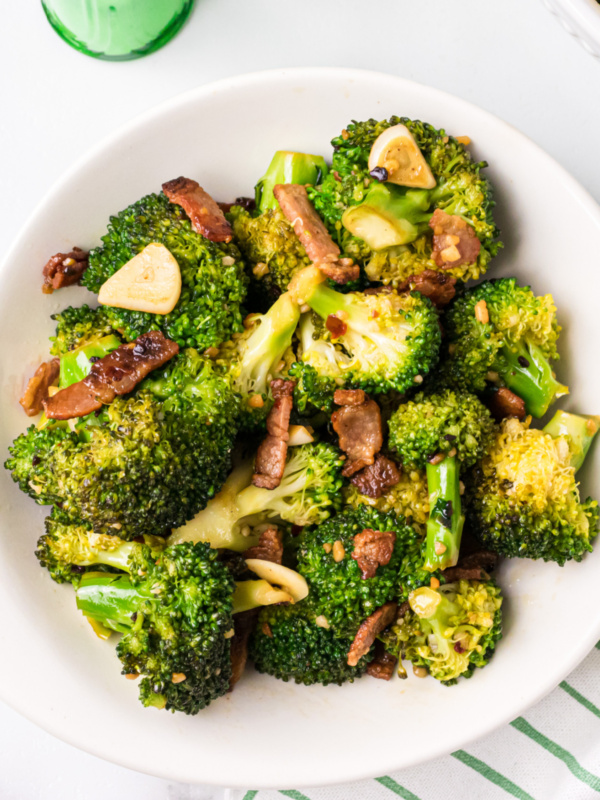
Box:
(543, 410), (600, 471)
(425, 456), (465, 571)
(169, 443), (345, 552)
(59, 333), (121, 387)
(255, 151), (328, 212)
(494, 340), (568, 419)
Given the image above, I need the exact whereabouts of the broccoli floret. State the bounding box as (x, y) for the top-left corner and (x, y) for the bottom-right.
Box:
(50, 304), (116, 356)
(83, 192), (248, 351)
(289, 266), (441, 396)
(217, 290), (300, 430)
(75, 541), (234, 714)
(308, 117), (500, 286)
(230, 205), (312, 301)
(249, 602), (370, 685)
(297, 506), (433, 635)
(441, 278), (567, 417)
(468, 416), (599, 564)
(388, 390), (495, 571)
(170, 442), (345, 552)
(6, 350), (239, 539)
(36, 510), (166, 585)
(381, 580), (502, 684)
(343, 469), (430, 535)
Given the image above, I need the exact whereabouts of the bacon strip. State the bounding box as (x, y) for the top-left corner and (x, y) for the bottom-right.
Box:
(252, 380), (295, 490)
(42, 247), (89, 294)
(487, 387), (526, 422)
(244, 527), (283, 565)
(366, 642), (397, 681)
(429, 208), (481, 269)
(19, 358), (60, 416)
(397, 269), (457, 308)
(351, 454), (401, 499)
(332, 391), (383, 477)
(162, 177), (233, 243)
(347, 602), (398, 667)
(273, 184), (359, 284)
(351, 528), (396, 579)
(43, 331), (179, 420)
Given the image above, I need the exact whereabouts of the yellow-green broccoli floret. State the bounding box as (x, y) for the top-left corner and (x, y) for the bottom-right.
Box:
(343, 469), (430, 536)
(381, 580), (502, 684)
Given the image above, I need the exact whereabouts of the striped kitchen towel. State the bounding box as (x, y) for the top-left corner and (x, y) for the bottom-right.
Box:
(230, 642), (600, 800)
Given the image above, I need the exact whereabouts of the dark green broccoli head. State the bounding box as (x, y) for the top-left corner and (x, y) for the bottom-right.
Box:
(290, 268), (441, 396)
(249, 601), (371, 686)
(297, 505), (432, 635)
(381, 579), (502, 684)
(229, 205), (311, 300)
(388, 389), (495, 470)
(76, 541), (235, 714)
(83, 192), (248, 351)
(50, 304), (116, 356)
(441, 278), (567, 417)
(308, 117), (500, 286)
(6, 350), (239, 539)
(467, 417), (599, 564)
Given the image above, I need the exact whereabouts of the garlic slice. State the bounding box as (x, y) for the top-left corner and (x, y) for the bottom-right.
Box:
(368, 124), (436, 190)
(245, 559), (309, 603)
(98, 243), (181, 315)
(287, 425), (314, 446)
(232, 579), (293, 614)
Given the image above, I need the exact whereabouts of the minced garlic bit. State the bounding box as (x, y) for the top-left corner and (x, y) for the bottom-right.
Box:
(413, 374), (423, 384)
(430, 577), (440, 589)
(222, 256), (236, 267)
(413, 665), (428, 678)
(247, 394), (264, 409)
(315, 615), (330, 629)
(252, 261), (269, 278)
(332, 540), (345, 562)
(323, 542), (332, 554)
(474, 299), (489, 324)
(171, 673), (187, 684)
(456, 135), (471, 146)
(434, 542), (447, 555)
(224, 629), (235, 639)
(125, 673), (139, 680)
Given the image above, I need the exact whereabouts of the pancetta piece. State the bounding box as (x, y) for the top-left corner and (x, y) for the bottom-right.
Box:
(429, 208), (481, 269)
(162, 177), (233, 243)
(252, 380), (295, 489)
(19, 358), (60, 416)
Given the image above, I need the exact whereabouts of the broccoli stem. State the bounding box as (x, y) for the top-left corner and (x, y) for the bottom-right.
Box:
(76, 572), (144, 633)
(424, 456), (464, 571)
(543, 410), (600, 472)
(496, 341), (568, 418)
(255, 151), (329, 212)
(59, 334), (122, 388)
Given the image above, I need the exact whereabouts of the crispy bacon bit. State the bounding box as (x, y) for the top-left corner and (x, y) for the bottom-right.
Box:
(443, 550), (498, 583)
(43, 331), (179, 420)
(332, 395), (383, 477)
(162, 177), (233, 243)
(352, 528), (396, 579)
(429, 208), (481, 269)
(487, 387), (526, 422)
(351, 454), (401, 499)
(252, 379), (295, 489)
(333, 389), (366, 406)
(42, 247), (89, 294)
(366, 642), (397, 681)
(19, 358), (60, 416)
(397, 270), (457, 308)
(229, 610), (258, 691)
(326, 314), (347, 339)
(273, 184), (358, 284)
(347, 602), (397, 667)
(244, 527), (284, 565)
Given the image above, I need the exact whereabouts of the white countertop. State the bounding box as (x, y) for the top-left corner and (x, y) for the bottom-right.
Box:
(1, 1), (600, 797)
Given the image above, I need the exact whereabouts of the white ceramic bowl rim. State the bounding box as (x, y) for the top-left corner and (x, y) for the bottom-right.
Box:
(2, 68), (600, 788)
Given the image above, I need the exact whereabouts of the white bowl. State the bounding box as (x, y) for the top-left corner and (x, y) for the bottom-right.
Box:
(543, 0), (600, 58)
(2, 68), (600, 789)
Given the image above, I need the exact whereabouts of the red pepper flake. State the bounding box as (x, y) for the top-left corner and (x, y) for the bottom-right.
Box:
(326, 314), (347, 339)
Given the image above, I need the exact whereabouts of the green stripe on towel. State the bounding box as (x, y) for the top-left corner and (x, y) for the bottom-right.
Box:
(452, 750), (535, 800)
(376, 775), (422, 799)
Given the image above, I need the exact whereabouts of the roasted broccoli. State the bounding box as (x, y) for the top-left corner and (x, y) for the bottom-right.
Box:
(297, 505), (433, 635)
(249, 601), (370, 685)
(468, 415), (599, 564)
(82, 192), (248, 350)
(388, 390), (495, 570)
(6, 349), (239, 539)
(76, 541), (234, 713)
(381, 580), (502, 684)
(343, 468), (430, 535)
(289, 266), (441, 398)
(308, 117), (500, 285)
(170, 442), (345, 552)
(50, 304), (116, 356)
(441, 278), (567, 417)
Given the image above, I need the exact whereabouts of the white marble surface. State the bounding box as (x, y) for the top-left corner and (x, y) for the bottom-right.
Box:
(1, 0), (600, 796)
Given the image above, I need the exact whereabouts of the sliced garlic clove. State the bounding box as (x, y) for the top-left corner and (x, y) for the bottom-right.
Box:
(98, 243), (182, 315)
(232, 579), (293, 614)
(245, 559), (309, 603)
(287, 425), (314, 446)
(368, 124), (436, 190)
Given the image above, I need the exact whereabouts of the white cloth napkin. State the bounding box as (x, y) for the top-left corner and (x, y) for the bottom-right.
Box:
(230, 642), (600, 800)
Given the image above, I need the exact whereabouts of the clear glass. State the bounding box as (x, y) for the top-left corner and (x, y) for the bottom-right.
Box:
(41, 0), (195, 61)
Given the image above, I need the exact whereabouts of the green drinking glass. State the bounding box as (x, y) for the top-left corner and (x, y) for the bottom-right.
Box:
(41, 0), (195, 61)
